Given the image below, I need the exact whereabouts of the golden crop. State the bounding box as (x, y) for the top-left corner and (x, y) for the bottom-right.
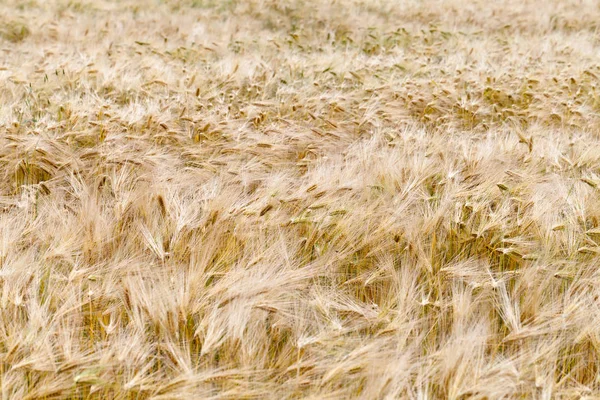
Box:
(1, 0), (600, 398)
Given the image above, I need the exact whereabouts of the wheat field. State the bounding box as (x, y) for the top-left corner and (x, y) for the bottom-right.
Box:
(2, 0), (600, 398)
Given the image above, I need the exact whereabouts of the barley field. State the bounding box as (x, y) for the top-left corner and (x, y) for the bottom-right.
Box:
(1, 0), (600, 398)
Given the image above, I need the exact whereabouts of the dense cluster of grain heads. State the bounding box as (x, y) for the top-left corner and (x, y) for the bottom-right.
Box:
(2, 0), (600, 398)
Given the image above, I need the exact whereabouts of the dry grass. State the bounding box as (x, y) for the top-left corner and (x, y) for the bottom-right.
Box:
(2, 0), (600, 398)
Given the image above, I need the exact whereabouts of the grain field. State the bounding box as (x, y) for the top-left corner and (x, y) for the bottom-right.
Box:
(1, 0), (600, 398)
